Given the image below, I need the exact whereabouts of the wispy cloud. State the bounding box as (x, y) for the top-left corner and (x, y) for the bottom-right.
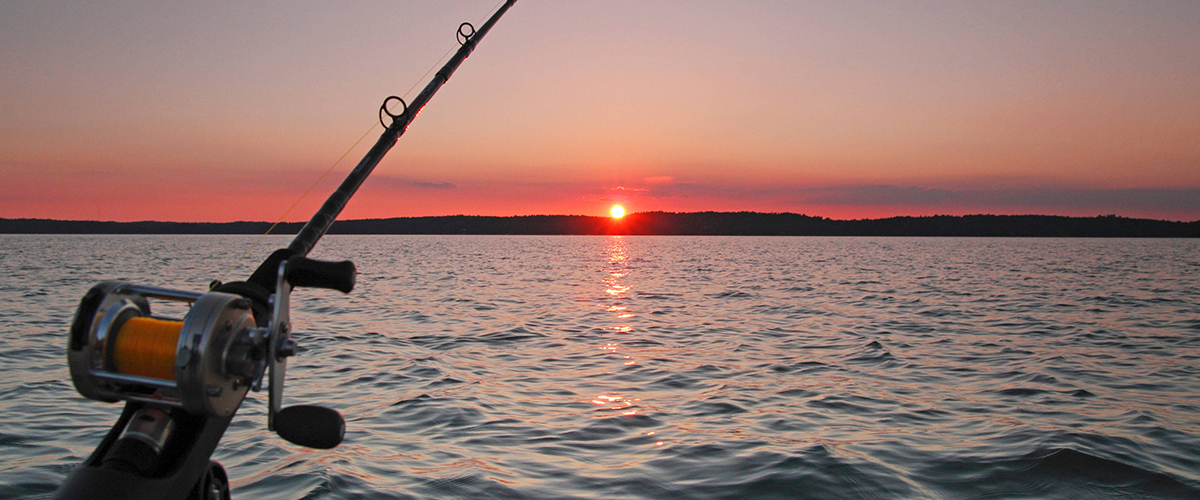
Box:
(797, 185), (959, 206)
(411, 181), (456, 189)
(371, 176), (456, 190)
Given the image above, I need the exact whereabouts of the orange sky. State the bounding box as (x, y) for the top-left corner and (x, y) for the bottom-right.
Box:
(2, 1), (1198, 222)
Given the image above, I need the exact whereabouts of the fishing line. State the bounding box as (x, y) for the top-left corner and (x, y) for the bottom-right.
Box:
(213, 0), (505, 286)
(394, 0), (503, 104)
(213, 124), (377, 286)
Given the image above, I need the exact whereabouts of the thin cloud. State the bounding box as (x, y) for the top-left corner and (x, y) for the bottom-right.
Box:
(799, 185), (960, 206)
(371, 176), (457, 190)
(412, 181), (456, 189)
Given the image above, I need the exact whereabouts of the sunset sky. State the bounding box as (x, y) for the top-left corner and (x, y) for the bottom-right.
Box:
(2, 1), (1198, 222)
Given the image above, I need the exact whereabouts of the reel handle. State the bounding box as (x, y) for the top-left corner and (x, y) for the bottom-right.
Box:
(274, 405), (345, 449)
(286, 256), (356, 293)
(263, 259), (347, 450)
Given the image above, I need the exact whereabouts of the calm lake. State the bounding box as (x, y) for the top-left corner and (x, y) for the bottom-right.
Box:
(1, 235), (1198, 499)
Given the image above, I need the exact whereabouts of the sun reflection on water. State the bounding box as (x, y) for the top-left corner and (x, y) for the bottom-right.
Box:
(590, 394), (639, 414)
(590, 237), (652, 420)
(605, 284), (630, 296)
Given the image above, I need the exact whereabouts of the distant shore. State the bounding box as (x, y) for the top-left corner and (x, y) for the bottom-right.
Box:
(2, 213), (1197, 237)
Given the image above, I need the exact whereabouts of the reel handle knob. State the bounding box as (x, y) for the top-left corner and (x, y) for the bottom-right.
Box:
(286, 256), (356, 293)
(274, 404), (345, 449)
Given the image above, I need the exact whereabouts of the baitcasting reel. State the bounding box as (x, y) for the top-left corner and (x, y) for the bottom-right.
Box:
(67, 256), (354, 451)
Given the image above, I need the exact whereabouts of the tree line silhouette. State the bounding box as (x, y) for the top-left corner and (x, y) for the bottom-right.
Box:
(2, 213), (1196, 237)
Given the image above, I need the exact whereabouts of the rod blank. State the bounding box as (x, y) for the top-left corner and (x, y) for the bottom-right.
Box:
(288, 0), (518, 257)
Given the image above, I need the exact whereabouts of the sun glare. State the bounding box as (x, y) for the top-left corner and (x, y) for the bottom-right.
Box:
(610, 205), (626, 219)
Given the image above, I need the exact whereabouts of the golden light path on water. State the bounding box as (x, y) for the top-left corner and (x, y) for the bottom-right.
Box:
(596, 237), (646, 421)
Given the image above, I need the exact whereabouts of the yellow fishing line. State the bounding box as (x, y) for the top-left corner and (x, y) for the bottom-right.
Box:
(112, 316), (184, 380)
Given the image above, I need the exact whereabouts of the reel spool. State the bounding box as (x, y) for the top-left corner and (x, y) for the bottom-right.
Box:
(68, 282), (262, 418)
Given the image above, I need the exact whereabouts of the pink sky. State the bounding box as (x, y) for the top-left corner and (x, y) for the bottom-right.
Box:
(2, 1), (1198, 222)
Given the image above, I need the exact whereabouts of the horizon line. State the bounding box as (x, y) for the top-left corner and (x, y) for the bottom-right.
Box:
(3, 211), (1198, 224)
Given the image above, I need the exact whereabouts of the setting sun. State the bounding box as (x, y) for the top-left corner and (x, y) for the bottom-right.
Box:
(610, 205), (626, 219)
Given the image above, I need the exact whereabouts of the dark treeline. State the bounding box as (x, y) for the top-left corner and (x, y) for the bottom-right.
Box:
(0, 219), (304, 234)
(1, 213), (1197, 237)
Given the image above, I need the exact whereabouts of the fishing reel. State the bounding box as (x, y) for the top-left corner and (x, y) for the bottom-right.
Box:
(67, 255), (354, 451)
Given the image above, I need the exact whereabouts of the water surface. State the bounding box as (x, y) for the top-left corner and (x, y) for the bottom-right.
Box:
(1, 235), (1198, 499)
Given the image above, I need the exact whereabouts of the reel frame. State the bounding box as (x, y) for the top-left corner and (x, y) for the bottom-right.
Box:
(67, 259), (318, 428)
(67, 282), (260, 417)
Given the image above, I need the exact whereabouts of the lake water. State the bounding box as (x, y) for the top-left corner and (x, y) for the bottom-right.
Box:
(1, 235), (1198, 499)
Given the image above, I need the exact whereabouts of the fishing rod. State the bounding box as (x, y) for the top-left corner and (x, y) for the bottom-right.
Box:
(53, 2), (517, 499)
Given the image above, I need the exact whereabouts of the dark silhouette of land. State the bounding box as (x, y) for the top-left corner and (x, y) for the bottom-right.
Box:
(2, 213), (1196, 237)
